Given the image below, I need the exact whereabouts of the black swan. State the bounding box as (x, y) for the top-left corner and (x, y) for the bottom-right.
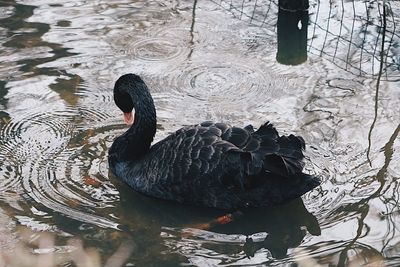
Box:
(108, 74), (320, 210)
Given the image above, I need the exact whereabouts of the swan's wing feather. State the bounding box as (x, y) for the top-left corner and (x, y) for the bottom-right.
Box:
(148, 123), (240, 183)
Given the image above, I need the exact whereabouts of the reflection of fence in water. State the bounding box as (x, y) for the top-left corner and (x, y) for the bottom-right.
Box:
(211, 0), (399, 81)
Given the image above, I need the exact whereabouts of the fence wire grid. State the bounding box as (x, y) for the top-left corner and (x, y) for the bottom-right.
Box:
(210, 0), (400, 81)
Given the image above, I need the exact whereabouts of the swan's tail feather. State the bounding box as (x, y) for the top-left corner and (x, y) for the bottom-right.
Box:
(264, 154), (305, 178)
(238, 172), (320, 207)
(281, 173), (320, 201)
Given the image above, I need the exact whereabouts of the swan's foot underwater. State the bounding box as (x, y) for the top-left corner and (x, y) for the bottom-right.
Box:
(181, 211), (244, 238)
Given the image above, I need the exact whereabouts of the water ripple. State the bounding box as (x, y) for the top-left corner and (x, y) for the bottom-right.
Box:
(0, 110), (74, 165)
(130, 37), (187, 62)
(161, 60), (281, 102)
(0, 102), (120, 229)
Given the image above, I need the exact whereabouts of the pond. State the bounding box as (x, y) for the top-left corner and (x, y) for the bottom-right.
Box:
(0, 0), (399, 266)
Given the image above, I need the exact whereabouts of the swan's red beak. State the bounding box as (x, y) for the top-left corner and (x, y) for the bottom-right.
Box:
(123, 112), (134, 126)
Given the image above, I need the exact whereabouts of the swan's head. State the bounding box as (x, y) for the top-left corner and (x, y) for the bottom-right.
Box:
(114, 74), (146, 126)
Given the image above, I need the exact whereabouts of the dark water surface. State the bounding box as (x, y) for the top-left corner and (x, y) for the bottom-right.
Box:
(0, 0), (399, 266)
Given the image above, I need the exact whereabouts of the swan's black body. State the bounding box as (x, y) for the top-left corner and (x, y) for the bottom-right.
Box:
(109, 74), (320, 210)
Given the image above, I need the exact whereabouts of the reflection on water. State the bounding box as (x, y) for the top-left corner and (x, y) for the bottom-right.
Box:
(161, 198), (321, 265)
(0, 0), (399, 266)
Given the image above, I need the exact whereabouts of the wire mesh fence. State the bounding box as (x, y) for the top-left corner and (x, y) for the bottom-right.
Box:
(210, 0), (400, 81)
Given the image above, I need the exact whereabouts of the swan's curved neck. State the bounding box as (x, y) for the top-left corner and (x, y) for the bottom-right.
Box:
(122, 86), (157, 160)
